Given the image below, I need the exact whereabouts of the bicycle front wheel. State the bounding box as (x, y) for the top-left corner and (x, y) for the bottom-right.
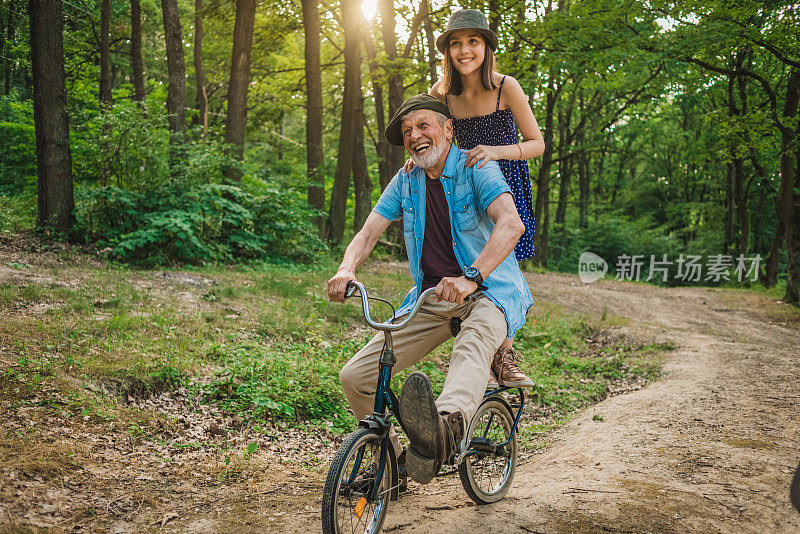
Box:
(458, 397), (517, 504)
(322, 428), (390, 534)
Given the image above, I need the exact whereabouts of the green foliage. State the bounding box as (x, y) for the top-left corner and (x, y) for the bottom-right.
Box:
(0, 190), (36, 233)
(200, 340), (358, 429)
(73, 181), (326, 265)
(0, 92), (36, 195)
(549, 216), (679, 277)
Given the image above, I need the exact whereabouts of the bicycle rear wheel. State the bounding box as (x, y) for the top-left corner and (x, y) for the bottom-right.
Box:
(322, 428), (390, 534)
(458, 397), (517, 504)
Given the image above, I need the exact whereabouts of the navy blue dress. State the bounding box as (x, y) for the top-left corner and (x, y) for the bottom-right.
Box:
(446, 76), (536, 261)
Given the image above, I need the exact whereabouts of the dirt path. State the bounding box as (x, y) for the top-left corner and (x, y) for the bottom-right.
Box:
(289, 273), (800, 533)
(2, 258), (799, 533)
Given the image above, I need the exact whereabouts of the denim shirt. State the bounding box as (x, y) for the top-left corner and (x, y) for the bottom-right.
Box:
(373, 144), (533, 338)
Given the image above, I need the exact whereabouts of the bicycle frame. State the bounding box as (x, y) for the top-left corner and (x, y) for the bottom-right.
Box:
(343, 281), (526, 501)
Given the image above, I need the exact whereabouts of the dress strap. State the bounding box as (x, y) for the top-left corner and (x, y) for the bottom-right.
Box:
(496, 75), (507, 110)
(444, 94), (450, 112)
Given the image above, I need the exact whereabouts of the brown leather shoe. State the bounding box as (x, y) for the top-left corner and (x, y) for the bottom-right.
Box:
(492, 347), (534, 387)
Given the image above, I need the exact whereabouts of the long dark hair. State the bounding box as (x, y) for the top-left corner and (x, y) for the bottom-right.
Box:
(439, 36), (497, 96)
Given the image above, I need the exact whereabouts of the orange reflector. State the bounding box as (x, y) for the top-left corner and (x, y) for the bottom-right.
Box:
(355, 497), (367, 518)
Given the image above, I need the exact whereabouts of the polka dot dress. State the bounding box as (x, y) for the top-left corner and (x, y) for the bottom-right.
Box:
(447, 76), (536, 261)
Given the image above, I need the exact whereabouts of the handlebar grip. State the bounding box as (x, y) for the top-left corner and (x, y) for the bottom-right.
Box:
(344, 281), (359, 300)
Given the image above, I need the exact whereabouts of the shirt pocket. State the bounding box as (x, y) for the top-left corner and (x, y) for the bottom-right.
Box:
(452, 192), (479, 232)
(401, 197), (415, 233)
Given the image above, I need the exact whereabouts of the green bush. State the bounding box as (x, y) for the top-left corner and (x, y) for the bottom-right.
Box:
(0, 92), (36, 195)
(201, 341), (356, 428)
(73, 182), (326, 265)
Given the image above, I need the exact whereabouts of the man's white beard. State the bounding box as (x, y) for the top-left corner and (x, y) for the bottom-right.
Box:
(410, 139), (445, 169)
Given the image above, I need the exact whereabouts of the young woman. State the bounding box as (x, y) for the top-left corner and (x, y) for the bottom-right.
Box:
(408, 9), (545, 387)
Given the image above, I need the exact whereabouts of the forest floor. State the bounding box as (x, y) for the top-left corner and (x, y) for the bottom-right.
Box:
(0, 235), (799, 533)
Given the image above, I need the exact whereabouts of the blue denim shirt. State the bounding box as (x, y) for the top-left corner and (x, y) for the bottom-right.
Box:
(373, 144), (533, 338)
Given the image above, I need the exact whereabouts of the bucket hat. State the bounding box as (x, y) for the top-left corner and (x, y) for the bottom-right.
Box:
(385, 94), (452, 146)
(435, 9), (498, 54)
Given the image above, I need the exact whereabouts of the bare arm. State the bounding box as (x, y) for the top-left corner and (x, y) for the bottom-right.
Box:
(328, 211), (393, 302)
(472, 191), (525, 278)
(436, 192), (525, 303)
(465, 76), (545, 168)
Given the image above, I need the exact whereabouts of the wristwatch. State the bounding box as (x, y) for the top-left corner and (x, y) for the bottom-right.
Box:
(463, 266), (487, 290)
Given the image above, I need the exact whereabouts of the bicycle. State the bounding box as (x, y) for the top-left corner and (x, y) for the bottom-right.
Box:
(321, 281), (527, 534)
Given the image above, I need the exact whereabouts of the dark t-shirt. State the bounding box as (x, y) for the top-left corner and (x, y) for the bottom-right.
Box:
(421, 177), (462, 291)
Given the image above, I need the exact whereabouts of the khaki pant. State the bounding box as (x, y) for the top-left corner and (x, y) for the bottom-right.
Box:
(339, 295), (507, 455)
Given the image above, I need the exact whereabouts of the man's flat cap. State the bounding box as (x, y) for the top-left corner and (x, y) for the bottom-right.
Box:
(385, 94), (452, 147)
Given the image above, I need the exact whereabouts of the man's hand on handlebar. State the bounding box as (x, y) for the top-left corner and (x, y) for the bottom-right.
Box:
(328, 269), (357, 303)
(435, 276), (478, 304)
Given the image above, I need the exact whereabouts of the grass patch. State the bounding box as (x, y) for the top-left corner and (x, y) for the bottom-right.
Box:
(0, 255), (671, 456)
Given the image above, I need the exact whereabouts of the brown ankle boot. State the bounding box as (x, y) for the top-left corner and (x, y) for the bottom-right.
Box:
(492, 348), (534, 387)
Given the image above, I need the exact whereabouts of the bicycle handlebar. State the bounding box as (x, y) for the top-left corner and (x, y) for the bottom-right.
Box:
(345, 280), (482, 332)
(345, 280), (438, 331)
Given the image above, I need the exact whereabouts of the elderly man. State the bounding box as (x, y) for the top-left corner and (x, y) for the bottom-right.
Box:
(328, 94), (533, 485)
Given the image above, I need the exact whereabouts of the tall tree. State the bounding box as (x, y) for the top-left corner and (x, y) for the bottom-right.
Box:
(130, 0), (146, 102)
(99, 0), (112, 105)
(777, 68), (800, 303)
(193, 0), (208, 132)
(99, 0), (112, 186)
(161, 0), (186, 133)
(223, 0), (257, 180)
(301, 0), (324, 236)
(327, 0), (361, 243)
(378, 0), (405, 174)
(29, 0), (74, 232)
(422, 0), (437, 86)
(0, 1), (13, 95)
(364, 19), (390, 191)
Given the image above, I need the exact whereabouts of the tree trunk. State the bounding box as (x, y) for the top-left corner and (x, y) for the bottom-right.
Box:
(422, 0), (437, 86)
(762, 218), (783, 288)
(327, 0), (361, 244)
(554, 112), (569, 226)
(724, 162), (735, 253)
(379, 0), (405, 175)
(363, 20), (390, 191)
(352, 81), (372, 232)
(161, 0), (186, 134)
(733, 156), (748, 256)
(29, 0), (74, 233)
(99, 0), (112, 186)
(535, 78), (556, 266)
(223, 0), (256, 180)
(99, 0), (112, 104)
(193, 0), (208, 133)
(301, 0), (325, 236)
(777, 68), (800, 304)
(130, 0), (146, 102)
(3, 2), (14, 94)
(488, 0), (499, 36)
(578, 146), (589, 229)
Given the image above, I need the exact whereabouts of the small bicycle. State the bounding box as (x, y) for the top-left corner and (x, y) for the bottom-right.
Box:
(321, 281), (526, 534)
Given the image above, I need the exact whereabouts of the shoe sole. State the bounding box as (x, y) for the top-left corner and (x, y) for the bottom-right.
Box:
(499, 378), (535, 387)
(399, 372), (440, 484)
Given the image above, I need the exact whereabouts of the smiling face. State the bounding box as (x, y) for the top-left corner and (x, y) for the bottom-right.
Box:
(401, 109), (452, 170)
(448, 29), (486, 77)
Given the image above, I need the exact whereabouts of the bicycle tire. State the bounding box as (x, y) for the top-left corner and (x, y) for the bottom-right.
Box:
(458, 397), (517, 504)
(322, 428), (390, 534)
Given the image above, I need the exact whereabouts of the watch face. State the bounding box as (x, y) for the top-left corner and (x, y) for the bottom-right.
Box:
(464, 267), (479, 279)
